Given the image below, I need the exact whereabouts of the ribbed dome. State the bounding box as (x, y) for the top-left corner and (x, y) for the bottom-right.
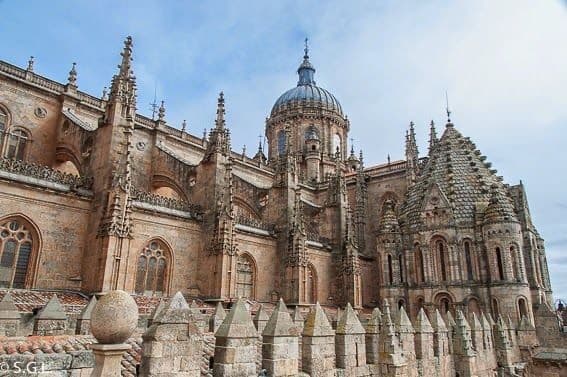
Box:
(271, 44), (343, 117)
(399, 123), (517, 228)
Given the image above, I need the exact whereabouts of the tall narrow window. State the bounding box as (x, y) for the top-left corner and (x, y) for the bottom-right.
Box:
(5, 129), (28, 160)
(236, 254), (254, 299)
(398, 254), (405, 283)
(134, 240), (169, 296)
(387, 255), (393, 284)
(306, 264), (317, 304)
(0, 219), (34, 288)
(496, 247), (504, 280)
(438, 241), (447, 281)
(0, 109), (6, 149)
(415, 247), (425, 283)
(333, 133), (341, 155)
(510, 246), (519, 281)
(277, 130), (286, 156)
(464, 241), (474, 281)
(518, 298), (528, 319)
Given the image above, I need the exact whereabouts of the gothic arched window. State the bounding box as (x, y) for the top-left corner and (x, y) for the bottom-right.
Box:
(135, 240), (169, 296)
(518, 297), (528, 319)
(0, 219), (35, 288)
(236, 254), (255, 299)
(277, 130), (286, 156)
(464, 241), (474, 281)
(5, 129), (29, 160)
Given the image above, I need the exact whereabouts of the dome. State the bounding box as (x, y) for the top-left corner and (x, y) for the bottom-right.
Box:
(271, 44), (343, 117)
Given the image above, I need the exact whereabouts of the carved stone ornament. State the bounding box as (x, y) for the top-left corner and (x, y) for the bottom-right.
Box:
(136, 141), (146, 151)
(34, 107), (47, 118)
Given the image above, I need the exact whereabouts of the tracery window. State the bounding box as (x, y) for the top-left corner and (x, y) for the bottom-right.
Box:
(0, 219), (34, 288)
(135, 240), (169, 296)
(236, 254), (255, 299)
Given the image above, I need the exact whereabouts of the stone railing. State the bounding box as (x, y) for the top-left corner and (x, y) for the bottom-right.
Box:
(235, 215), (276, 234)
(0, 157), (93, 192)
(130, 187), (202, 220)
(306, 232), (330, 245)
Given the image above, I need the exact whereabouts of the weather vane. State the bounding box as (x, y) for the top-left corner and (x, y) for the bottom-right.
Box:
(445, 91), (452, 122)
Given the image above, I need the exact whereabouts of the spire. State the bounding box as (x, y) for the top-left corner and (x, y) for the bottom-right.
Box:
(215, 91), (226, 129)
(445, 91), (453, 127)
(297, 38), (316, 86)
(108, 36), (137, 117)
(428, 120), (438, 154)
(67, 62), (77, 89)
(263, 298), (295, 337)
(303, 302), (334, 337)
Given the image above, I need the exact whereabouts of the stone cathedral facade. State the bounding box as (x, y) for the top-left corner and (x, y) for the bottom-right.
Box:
(0, 36), (555, 329)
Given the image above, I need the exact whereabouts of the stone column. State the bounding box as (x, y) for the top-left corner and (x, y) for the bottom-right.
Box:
(213, 297), (258, 376)
(262, 298), (299, 376)
(76, 295), (97, 335)
(90, 290), (138, 377)
(140, 292), (202, 377)
(33, 294), (67, 336)
(302, 302), (335, 377)
(335, 303), (367, 376)
(0, 292), (21, 336)
(209, 302), (226, 333)
(364, 307), (381, 364)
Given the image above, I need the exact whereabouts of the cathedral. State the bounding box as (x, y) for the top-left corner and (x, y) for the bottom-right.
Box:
(0, 36), (555, 327)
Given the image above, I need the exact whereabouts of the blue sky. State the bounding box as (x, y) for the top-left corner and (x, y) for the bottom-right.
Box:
(1, 1), (566, 301)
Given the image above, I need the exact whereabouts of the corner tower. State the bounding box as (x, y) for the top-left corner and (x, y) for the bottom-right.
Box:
(266, 40), (349, 183)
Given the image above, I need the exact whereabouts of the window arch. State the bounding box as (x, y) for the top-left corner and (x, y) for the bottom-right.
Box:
(398, 253), (405, 283)
(434, 238), (448, 282)
(414, 245), (425, 284)
(333, 133), (341, 155)
(236, 254), (255, 299)
(0, 107), (8, 150)
(135, 239), (170, 296)
(510, 245), (519, 281)
(464, 240), (474, 281)
(467, 297), (481, 317)
(387, 254), (393, 285)
(0, 217), (38, 288)
(495, 247), (504, 281)
(518, 297), (528, 319)
(435, 292), (453, 315)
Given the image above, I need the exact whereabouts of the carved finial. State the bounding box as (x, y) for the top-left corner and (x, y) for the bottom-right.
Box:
(304, 37), (309, 59)
(445, 91), (452, 124)
(203, 128), (207, 140)
(67, 62), (77, 88)
(242, 144), (246, 157)
(258, 135), (263, 152)
(102, 86), (108, 101)
(181, 119), (187, 133)
(158, 100), (165, 121)
(215, 91), (226, 129)
(359, 150), (364, 167)
(27, 56), (35, 72)
(429, 120), (438, 154)
(387, 154), (391, 164)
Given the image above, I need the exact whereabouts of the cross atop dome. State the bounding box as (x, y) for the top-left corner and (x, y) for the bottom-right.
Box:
(297, 37), (316, 86)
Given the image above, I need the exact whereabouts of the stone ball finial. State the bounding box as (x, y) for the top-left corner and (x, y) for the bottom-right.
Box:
(90, 290), (138, 344)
